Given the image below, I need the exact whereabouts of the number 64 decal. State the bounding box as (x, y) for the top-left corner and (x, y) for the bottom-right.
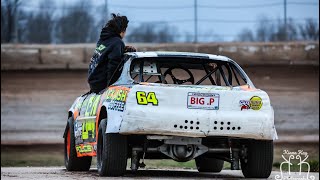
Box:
(136, 91), (159, 106)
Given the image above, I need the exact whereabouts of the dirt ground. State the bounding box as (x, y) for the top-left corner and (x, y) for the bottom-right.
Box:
(1, 167), (319, 180)
(1, 65), (319, 179)
(1, 65), (318, 144)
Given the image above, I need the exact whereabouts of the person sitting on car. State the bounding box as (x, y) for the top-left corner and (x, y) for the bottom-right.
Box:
(88, 13), (136, 94)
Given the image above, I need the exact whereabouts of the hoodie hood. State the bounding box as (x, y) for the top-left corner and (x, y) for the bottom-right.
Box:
(99, 27), (121, 41)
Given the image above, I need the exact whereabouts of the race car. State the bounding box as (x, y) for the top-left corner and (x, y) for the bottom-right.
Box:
(63, 51), (278, 178)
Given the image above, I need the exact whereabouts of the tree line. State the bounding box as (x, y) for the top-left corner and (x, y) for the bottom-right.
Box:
(237, 16), (319, 42)
(1, 0), (319, 44)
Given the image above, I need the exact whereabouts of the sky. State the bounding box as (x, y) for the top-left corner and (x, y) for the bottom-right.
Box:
(22, 0), (319, 42)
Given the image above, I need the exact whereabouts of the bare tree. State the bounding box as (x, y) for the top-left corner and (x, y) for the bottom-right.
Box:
(55, 1), (94, 43)
(16, 9), (28, 43)
(269, 19), (286, 41)
(127, 23), (156, 42)
(1, 4), (6, 42)
(255, 16), (274, 42)
(286, 18), (299, 41)
(269, 18), (299, 41)
(127, 23), (176, 43)
(24, 1), (55, 43)
(1, 0), (21, 43)
(299, 18), (319, 41)
(237, 28), (255, 42)
(25, 13), (53, 43)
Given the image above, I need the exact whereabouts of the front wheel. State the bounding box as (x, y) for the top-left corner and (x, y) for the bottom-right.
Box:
(97, 119), (128, 176)
(64, 117), (92, 171)
(240, 140), (273, 178)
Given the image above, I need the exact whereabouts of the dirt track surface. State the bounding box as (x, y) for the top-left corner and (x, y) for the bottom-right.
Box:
(1, 167), (319, 180)
(1, 65), (319, 144)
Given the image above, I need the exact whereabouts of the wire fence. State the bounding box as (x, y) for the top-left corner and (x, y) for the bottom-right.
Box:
(2, 0), (319, 43)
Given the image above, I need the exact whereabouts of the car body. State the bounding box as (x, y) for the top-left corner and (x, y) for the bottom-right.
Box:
(63, 51), (278, 178)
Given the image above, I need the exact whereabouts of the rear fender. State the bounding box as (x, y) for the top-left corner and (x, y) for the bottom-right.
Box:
(100, 86), (131, 133)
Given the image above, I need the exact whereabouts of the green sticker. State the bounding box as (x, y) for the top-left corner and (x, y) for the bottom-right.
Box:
(96, 44), (106, 51)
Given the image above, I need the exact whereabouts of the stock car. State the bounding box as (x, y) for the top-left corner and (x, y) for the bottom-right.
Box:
(63, 51), (278, 178)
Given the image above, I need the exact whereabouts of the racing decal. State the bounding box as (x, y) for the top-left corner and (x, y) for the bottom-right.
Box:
(103, 87), (130, 112)
(80, 96), (90, 115)
(74, 119), (96, 145)
(249, 96), (263, 110)
(77, 94), (102, 117)
(76, 144), (93, 153)
(239, 96), (263, 110)
(136, 91), (159, 105)
(84, 95), (101, 116)
(82, 120), (95, 140)
(75, 143), (97, 157)
(239, 100), (250, 110)
(187, 92), (219, 110)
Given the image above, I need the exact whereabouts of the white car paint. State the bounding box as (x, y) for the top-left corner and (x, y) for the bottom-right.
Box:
(103, 83), (278, 140)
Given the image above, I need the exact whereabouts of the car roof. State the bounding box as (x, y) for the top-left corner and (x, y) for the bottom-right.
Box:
(125, 51), (230, 62)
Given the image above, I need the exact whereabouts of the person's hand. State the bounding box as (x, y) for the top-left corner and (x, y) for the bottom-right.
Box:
(125, 46), (137, 52)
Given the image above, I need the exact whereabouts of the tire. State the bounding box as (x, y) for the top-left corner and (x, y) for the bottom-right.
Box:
(195, 156), (224, 172)
(64, 117), (92, 171)
(240, 140), (273, 178)
(97, 119), (128, 176)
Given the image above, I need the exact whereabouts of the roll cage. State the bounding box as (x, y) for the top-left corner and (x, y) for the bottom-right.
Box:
(111, 54), (255, 88)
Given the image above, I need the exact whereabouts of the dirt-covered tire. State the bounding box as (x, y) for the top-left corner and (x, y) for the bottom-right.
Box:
(97, 119), (128, 176)
(241, 140), (273, 178)
(64, 117), (92, 171)
(195, 156), (224, 172)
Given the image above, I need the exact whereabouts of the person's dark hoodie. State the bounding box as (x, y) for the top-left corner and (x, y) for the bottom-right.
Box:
(87, 27), (125, 93)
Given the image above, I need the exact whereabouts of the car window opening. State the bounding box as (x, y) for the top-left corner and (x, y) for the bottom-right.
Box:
(130, 57), (247, 87)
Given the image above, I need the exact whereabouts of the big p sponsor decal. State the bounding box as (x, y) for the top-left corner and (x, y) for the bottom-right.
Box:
(187, 92), (220, 110)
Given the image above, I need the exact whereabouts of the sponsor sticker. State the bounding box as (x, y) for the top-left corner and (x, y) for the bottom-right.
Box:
(187, 92), (219, 110)
(76, 144), (93, 153)
(239, 100), (250, 110)
(239, 96), (263, 110)
(250, 96), (263, 110)
(104, 87), (129, 112)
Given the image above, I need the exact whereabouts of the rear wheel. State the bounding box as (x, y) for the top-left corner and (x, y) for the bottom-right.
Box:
(64, 117), (92, 171)
(97, 119), (128, 176)
(195, 156), (224, 172)
(240, 140), (273, 178)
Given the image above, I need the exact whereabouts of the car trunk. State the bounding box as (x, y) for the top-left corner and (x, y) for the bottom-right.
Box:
(120, 83), (277, 140)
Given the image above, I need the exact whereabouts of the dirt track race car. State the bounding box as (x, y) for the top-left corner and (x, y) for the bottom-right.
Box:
(63, 51), (278, 178)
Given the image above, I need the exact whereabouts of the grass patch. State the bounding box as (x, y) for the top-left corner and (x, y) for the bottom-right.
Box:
(1, 145), (64, 167)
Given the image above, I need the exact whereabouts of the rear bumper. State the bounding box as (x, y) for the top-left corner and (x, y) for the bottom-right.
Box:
(119, 108), (278, 140)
